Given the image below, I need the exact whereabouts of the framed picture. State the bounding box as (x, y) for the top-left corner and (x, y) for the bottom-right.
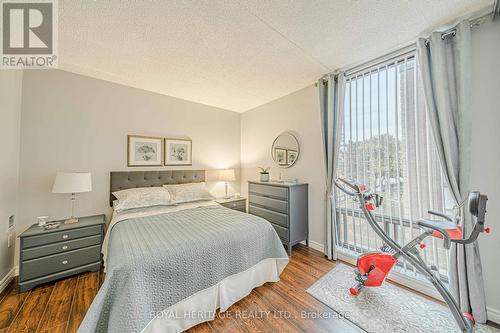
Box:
(287, 150), (298, 165)
(164, 138), (192, 166)
(274, 148), (287, 165)
(127, 135), (163, 167)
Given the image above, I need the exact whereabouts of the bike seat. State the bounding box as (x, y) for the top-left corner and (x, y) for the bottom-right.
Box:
(418, 219), (463, 241)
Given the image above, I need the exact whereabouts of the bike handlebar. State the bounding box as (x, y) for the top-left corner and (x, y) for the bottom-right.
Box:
(334, 178), (361, 196)
(428, 210), (454, 222)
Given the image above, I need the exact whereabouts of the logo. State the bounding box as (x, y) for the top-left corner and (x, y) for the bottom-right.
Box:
(1, 0), (58, 69)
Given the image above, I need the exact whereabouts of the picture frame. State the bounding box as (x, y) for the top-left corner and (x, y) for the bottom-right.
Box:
(164, 138), (192, 166)
(287, 150), (298, 165)
(274, 148), (287, 166)
(127, 135), (163, 167)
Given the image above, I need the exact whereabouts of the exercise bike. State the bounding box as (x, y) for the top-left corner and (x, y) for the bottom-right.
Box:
(334, 178), (490, 333)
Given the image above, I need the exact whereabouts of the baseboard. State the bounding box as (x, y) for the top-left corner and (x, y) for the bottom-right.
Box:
(487, 306), (500, 324)
(301, 240), (324, 253)
(0, 267), (17, 295)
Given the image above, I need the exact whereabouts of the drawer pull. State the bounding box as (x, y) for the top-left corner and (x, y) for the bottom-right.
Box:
(62, 260), (68, 265)
(62, 245), (68, 250)
(62, 234), (69, 239)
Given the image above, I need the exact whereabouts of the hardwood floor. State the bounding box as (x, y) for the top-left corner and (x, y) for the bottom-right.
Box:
(0, 245), (363, 333)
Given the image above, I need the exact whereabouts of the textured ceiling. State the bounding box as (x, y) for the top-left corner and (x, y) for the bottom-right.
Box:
(59, 0), (492, 112)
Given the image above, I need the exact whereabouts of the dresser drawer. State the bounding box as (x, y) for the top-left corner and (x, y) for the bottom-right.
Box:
(249, 194), (288, 213)
(249, 204), (288, 228)
(22, 235), (102, 260)
(270, 223), (289, 241)
(249, 183), (288, 200)
(21, 245), (101, 281)
(22, 225), (102, 248)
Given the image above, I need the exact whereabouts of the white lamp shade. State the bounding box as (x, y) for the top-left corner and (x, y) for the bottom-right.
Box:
(218, 169), (236, 182)
(52, 172), (92, 193)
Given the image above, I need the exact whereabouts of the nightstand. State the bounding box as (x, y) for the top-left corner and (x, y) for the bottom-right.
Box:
(18, 214), (105, 292)
(216, 197), (247, 212)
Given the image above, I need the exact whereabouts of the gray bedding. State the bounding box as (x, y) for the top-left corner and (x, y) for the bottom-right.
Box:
(77, 204), (288, 333)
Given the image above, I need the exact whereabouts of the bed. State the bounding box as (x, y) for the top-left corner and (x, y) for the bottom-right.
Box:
(78, 170), (289, 333)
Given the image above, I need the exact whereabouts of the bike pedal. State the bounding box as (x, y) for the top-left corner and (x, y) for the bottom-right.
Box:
(355, 275), (368, 283)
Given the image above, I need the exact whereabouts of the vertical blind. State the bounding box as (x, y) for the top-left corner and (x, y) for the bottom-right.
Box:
(335, 51), (454, 280)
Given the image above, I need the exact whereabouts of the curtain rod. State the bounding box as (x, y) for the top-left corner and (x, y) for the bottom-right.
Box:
(424, 9), (494, 46)
(318, 6), (495, 83)
(318, 42), (417, 82)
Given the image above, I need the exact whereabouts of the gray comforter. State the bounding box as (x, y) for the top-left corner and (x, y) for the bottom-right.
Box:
(78, 204), (288, 333)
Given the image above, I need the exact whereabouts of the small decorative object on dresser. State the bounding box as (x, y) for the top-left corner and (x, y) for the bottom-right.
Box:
(52, 172), (92, 224)
(248, 181), (308, 256)
(258, 167), (270, 182)
(216, 197), (247, 212)
(36, 215), (49, 227)
(18, 214), (105, 292)
(128, 135), (163, 166)
(164, 138), (192, 166)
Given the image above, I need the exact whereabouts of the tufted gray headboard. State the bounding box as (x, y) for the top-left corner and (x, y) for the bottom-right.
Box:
(110, 170), (206, 206)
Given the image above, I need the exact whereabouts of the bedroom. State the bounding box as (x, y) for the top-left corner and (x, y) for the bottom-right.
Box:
(0, 0), (499, 332)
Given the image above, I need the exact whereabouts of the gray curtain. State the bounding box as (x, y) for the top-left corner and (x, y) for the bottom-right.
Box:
(319, 73), (345, 260)
(417, 20), (487, 323)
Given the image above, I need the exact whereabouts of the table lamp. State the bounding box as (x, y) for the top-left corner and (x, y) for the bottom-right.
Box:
(52, 172), (92, 224)
(218, 169), (235, 199)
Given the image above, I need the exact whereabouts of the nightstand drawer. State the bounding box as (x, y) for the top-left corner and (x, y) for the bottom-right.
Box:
(21, 245), (101, 281)
(22, 235), (102, 260)
(221, 201), (245, 209)
(249, 204), (288, 228)
(249, 194), (288, 213)
(249, 183), (288, 200)
(22, 225), (102, 248)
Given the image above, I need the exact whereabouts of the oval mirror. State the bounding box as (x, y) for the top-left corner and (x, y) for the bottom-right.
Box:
(271, 132), (300, 168)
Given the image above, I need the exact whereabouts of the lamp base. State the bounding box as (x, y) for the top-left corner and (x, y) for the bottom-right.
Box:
(64, 217), (79, 224)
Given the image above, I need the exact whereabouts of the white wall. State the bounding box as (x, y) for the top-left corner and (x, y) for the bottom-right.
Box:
(240, 85), (327, 249)
(0, 70), (23, 284)
(17, 70), (241, 263)
(469, 18), (500, 318)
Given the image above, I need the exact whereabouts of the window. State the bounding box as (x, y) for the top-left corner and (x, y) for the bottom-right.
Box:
(335, 51), (455, 283)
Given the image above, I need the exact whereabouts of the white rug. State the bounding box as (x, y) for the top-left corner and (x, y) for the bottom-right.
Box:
(307, 263), (499, 333)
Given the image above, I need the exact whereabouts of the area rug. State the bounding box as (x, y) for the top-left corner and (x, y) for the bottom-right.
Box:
(307, 263), (499, 333)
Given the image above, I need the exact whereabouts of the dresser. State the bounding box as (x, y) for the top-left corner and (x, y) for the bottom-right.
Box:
(248, 181), (308, 255)
(216, 197), (247, 212)
(18, 214), (105, 292)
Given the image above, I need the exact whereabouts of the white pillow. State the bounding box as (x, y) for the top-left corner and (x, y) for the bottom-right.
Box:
(163, 182), (215, 204)
(113, 187), (173, 212)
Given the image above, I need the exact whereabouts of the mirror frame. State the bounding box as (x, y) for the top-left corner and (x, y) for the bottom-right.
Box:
(271, 131), (300, 168)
